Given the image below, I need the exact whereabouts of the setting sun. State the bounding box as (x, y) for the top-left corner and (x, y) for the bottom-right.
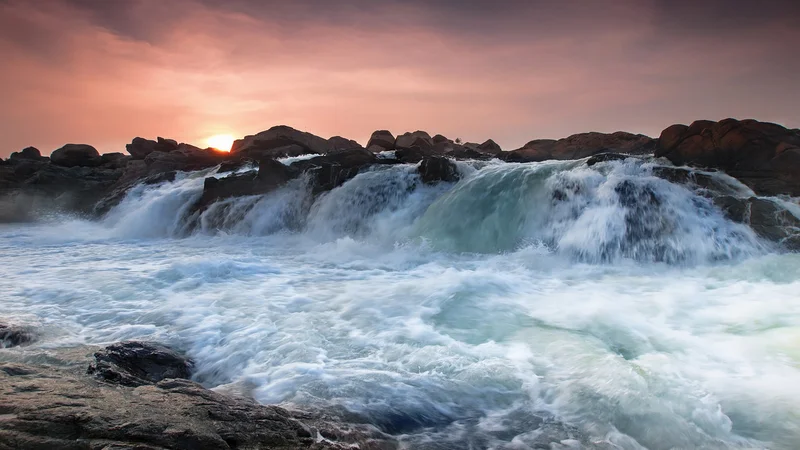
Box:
(206, 134), (235, 152)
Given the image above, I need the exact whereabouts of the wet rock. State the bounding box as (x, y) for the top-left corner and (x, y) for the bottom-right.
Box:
(50, 143), (102, 167)
(87, 341), (193, 387)
(366, 130), (396, 151)
(586, 152), (634, 166)
(418, 156), (460, 184)
(444, 145), (490, 160)
(651, 166), (739, 195)
(655, 118), (800, 196)
(0, 322), (34, 348)
(503, 132), (655, 163)
(0, 362), (391, 450)
(126, 137), (179, 159)
(195, 159), (298, 210)
(291, 148), (377, 193)
(328, 136), (363, 151)
(713, 195), (800, 248)
(477, 139), (502, 155)
(394, 146), (427, 163)
(217, 158), (254, 174)
(394, 131), (433, 151)
(232, 125), (332, 158)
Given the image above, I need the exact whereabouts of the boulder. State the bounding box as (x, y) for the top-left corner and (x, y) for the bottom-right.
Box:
(418, 156), (460, 184)
(195, 159), (298, 210)
(655, 118), (800, 196)
(503, 132), (655, 163)
(329, 136), (363, 151)
(0, 322), (34, 348)
(395, 131), (434, 151)
(366, 130), (395, 151)
(50, 143), (101, 167)
(478, 139), (502, 155)
(231, 125), (332, 158)
(291, 148), (377, 193)
(432, 134), (450, 144)
(395, 146), (427, 163)
(9, 147), (45, 161)
(87, 341), (193, 387)
(125, 136), (179, 159)
(714, 195), (800, 248)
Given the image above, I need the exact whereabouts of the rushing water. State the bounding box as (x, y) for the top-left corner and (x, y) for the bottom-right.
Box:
(2, 158), (800, 449)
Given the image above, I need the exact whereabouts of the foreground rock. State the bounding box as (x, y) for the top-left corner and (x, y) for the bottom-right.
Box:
(714, 196), (800, 249)
(418, 156), (460, 184)
(503, 131), (656, 162)
(195, 159), (299, 211)
(655, 118), (800, 196)
(291, 148), (377, 193)
(0, 322), (34, 348)
(87, 341), (193, 387)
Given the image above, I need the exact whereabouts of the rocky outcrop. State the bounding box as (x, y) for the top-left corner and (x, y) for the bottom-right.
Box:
(9, 147), (46, 162)
(126, 137), (180, 159)
(232, 126), (332, 159)
(291, 148), (377, 193)
(504, 132), (656, 163)
(655, 118), (800, 196)
(0, 355), (393, 450)
(50, 144), (102, 167)
(477, 139), (502, 155)
(0, 322), (34, 348)
(366, 130), (395, 152)
(394, 131), (433, 151)
(196, 159), (298, 210)
(328, 136), (362, 151)
(418, 156), (460, 184)
(87, 341), (193, 387)
(713, 196), (800, 248)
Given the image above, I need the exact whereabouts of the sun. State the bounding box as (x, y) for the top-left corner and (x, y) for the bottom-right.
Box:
(206, 134), (235, 152)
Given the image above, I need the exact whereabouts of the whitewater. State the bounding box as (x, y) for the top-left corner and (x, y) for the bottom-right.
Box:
(2, 157), (800, 449)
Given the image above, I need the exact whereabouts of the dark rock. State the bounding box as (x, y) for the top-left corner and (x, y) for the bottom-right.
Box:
(445, 145), (490, 160)
(50, 144), (102, 167)
(195, 159), (298, 210)
(217, 158), (254, 174)
(503, 132), (655, 163)
(477, 139), (502, 154)
(395, 131), (434, 151)
(394, 146), (427, 163)
(586, 152), (634, 166)
(651, 166), (739, 195)
(432, 134), (450, 144)
(328, 136), (363, 151)
(0, 322), (34, 348)
(0, 362), (392, 450)
(418, 156), (460, 184)
(126, 137), (179, 159)
(291, 148), (377, 193)
(655, 118), (800, 196)
(366, 130), (395, 151)
(713, 195), (800, 248)
(87, 341), (193, 387)
(9, 147), (45, 161)
(232, 125), (331, 158)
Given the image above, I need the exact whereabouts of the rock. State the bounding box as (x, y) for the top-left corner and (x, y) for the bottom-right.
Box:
(394, 131), (433, 151)
(328, 136), (363, 151)
(445, 145), (490, 160)
(50, 144), (102, 167)
(418, 156), (460, 184)
(366, 130), (395, 151)
(231, 126), (332, 158)
(217, 158), (254, 174)
(503, 132), (655, 163)
(126, 137), (179, 159)
(0, 361), (393, 450)
(0, 322), (34, 348)
(713, 195), (800, 248)
(394, 146), (427, 163)
(87, 341), (193, 387)
(655, 118), (800, 196)
(432, 134), (450, 144)
(587, 152), (635, 166)
(195, 159), (298, 210)
(477, 139), (502, 155)
(291, 148), (377, 193)
(9, 147), (45, 161)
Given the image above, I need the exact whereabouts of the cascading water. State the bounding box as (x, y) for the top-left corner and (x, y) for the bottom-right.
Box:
(2, 157), (800, 449)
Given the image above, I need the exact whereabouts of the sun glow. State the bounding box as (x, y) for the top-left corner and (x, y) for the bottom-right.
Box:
(206, 134), (235, 152)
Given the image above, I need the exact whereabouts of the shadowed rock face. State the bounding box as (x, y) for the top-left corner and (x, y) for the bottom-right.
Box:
(50, 144), (102, 167)
(232, 126), (332, 159)
(503, 132), (655, 162)
(655, 118), (800, 196)
(418, 156), (460, 184)
(87, 341), (194, 387)
(290, 148), (377, 193)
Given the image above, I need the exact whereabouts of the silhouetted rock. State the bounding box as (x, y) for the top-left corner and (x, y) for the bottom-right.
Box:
(126, 136), (179, 159)
(366, 130), (395, 151)
(504, 132), (655, 162)
(9, 147), (45, 161)
(418, 156), (460, 184)
(329, 136), (363, 151)
(232, 125), (332, 158)
(87, 341), (193, 387)
(50, 144), (102, 167)
(395, 131), (434, 151)
(395, 146), (427, 163)
(432, 134), (450, 144)
(478, 139), (502, 154)
(291, 148), (377, 193)
(655, 118), (800, 196)
(0, 322), (34, 348)
(196, 159), (298, 210)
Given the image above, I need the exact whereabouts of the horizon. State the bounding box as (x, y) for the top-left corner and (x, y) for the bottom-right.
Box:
(1, 0), (799, 157)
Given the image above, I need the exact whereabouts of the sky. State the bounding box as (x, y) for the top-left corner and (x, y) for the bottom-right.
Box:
(0, 0), (798, 157)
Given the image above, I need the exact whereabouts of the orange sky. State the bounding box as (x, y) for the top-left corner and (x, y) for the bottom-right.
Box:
(1, 0), (798, 157)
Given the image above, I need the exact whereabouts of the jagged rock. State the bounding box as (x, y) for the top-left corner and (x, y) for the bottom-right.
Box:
(232, 126), (332, 158)
(394, 131), (433, 151)
(195, 159), (298, 210)
(328, 136), (362, 151)
(655, 118), (800, 196)
(291, 148), (377, 193)
(126, 137), (179, 159)
(50, 144), (102, 167)
(418, 156), (460, 184)
(0, 361), (393, 450)
(87, 341), (193, 387)
(503, 132), (655, 162)
(366, 130), (395, 151)
(9, 147), (45, 161)
(0, 322), (34, 348)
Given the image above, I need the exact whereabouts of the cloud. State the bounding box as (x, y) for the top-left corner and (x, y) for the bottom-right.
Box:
(0, 0), (798, 157)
